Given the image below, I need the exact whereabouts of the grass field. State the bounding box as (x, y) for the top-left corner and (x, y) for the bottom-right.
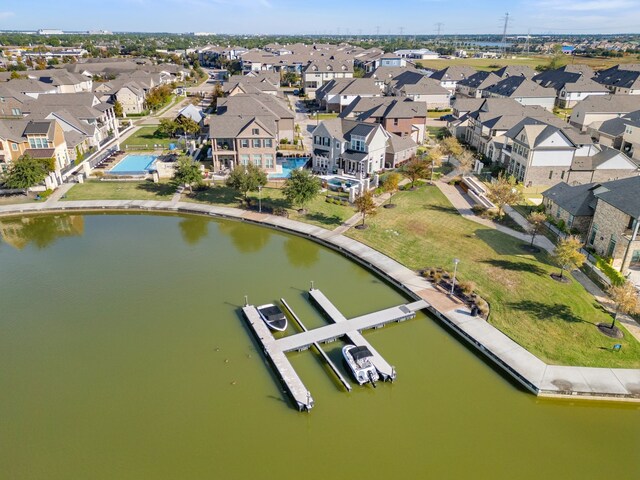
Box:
(185, 185), (353, 228)
(121, 126), (176, 150)
(416, 54), (640, 72)
(63, 180), (176, 201)
(315, 113), (339, 120)
(347, 185), (640, 368)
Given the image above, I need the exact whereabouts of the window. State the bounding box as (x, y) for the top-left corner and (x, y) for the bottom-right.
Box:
(240, 154), (250, 166)
(264, 154), (274, 169)
(556, 206), (562, 219)
(252, 139), (261, 148)
(561, 170), (565, 180)
(28, 137), (49, 149)
(11, 143), (18, 151)
(589, 224), (598, 245)
(568, 214), (574, 227)
(393, 118), (399, 126)
(606, 236), (617, 258)
(252, 128), (259, 135)
(335, 140), (339, 148)
(264, 139), (272, 148)
(240, 139), (249, 148)
(253, 154), (262, 166)
(11, 108), (20, 116)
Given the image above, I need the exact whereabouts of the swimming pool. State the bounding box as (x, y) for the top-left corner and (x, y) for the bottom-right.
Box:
(268, 157), (309, 179)
(110, 154), (158, 174)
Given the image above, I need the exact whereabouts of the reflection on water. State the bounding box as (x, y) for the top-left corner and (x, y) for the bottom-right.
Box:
(217, 220), (271, 253)
(179, 216), (209, 246)
(0, 215), (84, 250)
(283, 236), (319, 268)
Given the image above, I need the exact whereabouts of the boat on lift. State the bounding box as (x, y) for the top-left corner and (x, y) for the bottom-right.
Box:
(342, 344), (379, 386)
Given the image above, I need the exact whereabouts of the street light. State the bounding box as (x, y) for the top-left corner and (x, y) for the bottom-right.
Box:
(258, 185), (262, 213)
(450, 258), (460, 295)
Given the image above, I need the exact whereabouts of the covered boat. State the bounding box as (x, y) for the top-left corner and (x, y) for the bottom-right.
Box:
(257, 304), (288, 332)
(342, 344), (379, 386)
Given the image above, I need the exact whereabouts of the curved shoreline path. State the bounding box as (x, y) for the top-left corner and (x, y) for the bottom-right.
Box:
(1, 198), (639, 402)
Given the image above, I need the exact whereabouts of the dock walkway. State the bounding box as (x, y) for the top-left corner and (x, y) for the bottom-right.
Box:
(241, 305), (314, 411)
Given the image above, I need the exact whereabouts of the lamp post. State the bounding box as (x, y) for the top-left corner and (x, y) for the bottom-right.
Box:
(258, 185), (262, 213)
(450, 258), (460, 295)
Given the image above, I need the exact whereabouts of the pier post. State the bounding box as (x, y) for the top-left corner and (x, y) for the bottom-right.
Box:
(244, 295), (249, 307)
(310, 280), (314, 291)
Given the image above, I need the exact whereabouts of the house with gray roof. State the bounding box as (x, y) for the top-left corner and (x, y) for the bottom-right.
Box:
(593, 64), (640, 95)
(533, 65), (608, 108)
(492, 65), (537, 79)
(311, 119), (390, 176)
(428, 65), (477, 94)
(588, 110), (640, 151)
(385, 132), (418, 168)
(482, 76), (556, 110)
(456, 71), (501, 99)
(569, 94), (640, 131)
(302, 59), (354, 99)
(315, 78), (381, 113)
(542, 176), (640, 279)
(501, 117), (638, 187)
(340, 96), (427, 143)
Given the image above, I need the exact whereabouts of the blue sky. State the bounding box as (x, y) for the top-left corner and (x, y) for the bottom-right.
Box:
(0, 0), (639, 34)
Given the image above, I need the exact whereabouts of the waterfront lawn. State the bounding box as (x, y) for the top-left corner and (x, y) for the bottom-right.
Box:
(347, 185), (640, 368)
(62, 180), (176, 201)
(121, 126), (175, 150)
(186, 185), (353, 228)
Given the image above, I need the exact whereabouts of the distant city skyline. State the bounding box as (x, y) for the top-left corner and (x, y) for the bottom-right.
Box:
(1, 0), (639, 35)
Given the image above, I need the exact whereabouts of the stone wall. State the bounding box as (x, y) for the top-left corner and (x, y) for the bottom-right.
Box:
(588, 199), (636, 271)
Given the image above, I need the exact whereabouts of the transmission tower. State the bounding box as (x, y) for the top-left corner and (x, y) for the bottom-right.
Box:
(500, 12), (510, 56)
(435, 22), (444, 42)
(524, 28), (531, 55)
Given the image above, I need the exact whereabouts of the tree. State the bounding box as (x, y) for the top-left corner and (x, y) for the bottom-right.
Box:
(281, 71), (300, 86)
(527, 211), (547, 247)
(282, 168), (321, 212)
(382, 172), (401, 206)
(607, 281), (640, 330)
(486, 173), (523, 218)
(354, 189), (377, 228)
(157, 118), (178, 138)
(426, 145), (443, 183)
(401, 156), (430, 189)
(457, 149), (475, 174)
(172, 156), (202, 192)
(440, 137), (463, 163)
(226, 163), (267, 203)
(2, 154), (49, 189)
(113, 100), (123, 118)
(176, 116), (201, 137)
(553, 235), (585, 279)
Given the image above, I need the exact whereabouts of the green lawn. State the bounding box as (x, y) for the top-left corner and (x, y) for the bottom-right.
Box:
(185, 185), (353, 228)
(121, 126), (176, 150)
(315, 113), (339, 120)
(427, 109), (451, 118)
(347, 185), (640, 368)
(63, 180), (176, 201)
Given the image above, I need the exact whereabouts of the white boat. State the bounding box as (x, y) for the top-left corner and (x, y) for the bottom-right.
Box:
(257, 304), (288, 332)
(342, 345), (379, 386)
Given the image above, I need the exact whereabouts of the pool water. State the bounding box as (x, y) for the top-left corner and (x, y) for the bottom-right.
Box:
(269, 157), (309, 179)
(110, 154), (157, 174)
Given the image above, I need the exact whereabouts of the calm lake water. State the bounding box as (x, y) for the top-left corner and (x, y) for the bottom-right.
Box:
(1, 214), (638, 479)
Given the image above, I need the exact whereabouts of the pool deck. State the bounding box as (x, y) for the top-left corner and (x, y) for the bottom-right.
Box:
(1, 198), (639, 403)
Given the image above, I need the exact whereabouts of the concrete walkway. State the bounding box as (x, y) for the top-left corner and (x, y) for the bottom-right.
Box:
(0, 199), (638, 401)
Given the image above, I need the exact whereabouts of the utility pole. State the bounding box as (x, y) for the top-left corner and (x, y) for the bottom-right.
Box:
(500, 12), (510, 56)
(435, 22), (444, 43)
(524, 28), (531, 55)
(375, 25), (380, 39)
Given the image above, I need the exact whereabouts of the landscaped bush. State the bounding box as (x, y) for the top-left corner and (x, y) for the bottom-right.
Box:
(458, 280), (476, 296)
(475, 299), (490, 317)
(594, 254), (626, 286)
(471, 204), (487, 215)
(273, 207), (289, 217)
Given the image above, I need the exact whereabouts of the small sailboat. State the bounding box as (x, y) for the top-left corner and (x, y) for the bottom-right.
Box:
(342, 345), (379, 386)
(256, 304), (288, 332)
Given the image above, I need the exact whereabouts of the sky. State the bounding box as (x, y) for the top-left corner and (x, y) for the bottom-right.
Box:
(0, 0), (639, 35)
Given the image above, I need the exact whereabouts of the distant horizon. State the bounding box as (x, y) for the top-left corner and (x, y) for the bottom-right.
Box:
(2, 0), (640, 35)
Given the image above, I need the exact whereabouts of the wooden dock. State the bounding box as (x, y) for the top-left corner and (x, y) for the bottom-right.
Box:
(241, 306), (314, 411)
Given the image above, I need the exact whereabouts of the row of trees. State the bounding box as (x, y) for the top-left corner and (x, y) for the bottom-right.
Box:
(144, 84), (174, 111)
(157, 117), (201, 138)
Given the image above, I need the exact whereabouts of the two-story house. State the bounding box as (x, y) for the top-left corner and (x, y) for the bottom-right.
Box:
(427, 65), (477, 95)
(208, 116), (277, 174)
(482, 76), (557, 110)
(593, 64), (640, 95)
(311, 119), (389, 176)
(456, 71), (501, 98)
(315, 78), (381, 113)
(532, 65), (608, 108)
(340, 96), (427, 143)
(569, 94), (640, 131)
(302, 59), (354, 99)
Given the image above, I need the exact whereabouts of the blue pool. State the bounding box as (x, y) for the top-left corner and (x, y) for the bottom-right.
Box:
(268, 157), (309, 179)
(110, 154), (158, 174)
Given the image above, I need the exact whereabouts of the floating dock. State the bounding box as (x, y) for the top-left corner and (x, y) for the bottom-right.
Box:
(242, 289), (428, 411)
(241, 305), (314, 411)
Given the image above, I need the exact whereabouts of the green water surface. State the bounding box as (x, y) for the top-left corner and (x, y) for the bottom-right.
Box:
(0, 214), (638, 479)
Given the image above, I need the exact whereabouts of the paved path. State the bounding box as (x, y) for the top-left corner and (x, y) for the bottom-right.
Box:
(0, 198), (638, 401)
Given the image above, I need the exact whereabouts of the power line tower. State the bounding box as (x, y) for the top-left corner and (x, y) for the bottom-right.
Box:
(435, 22), (444, 43)
(500, 12), (510, 56)
(375, 25), (380, 39)
(524, 28), (531, 56)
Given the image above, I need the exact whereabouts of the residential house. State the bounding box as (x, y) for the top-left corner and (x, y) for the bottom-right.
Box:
(620, 113), (640, 163)
(427, 66), (477, 94)
(385, 133), (418, 168)
(393, 49), (439, 60)
(176, 104), (206, 129)
(588, 110), (640, 150)
(0, 119), (70, 173)
(501, 117), (638, 187)
(364, 65), (420, 92)
(29, 70), (93, 93)
(340, 96), (427, 143)
(543, 177), (640, 277)
(315, 78), (382, 113)
(378, 56), (407, 68)
(569, 94), (640, 131)
(216, 93), (294, 142)
(3, 78), (57, 99)
(302, 59), (354, 99)
(392, 77), (451, 109)
(448, 97), (486, 139)
(208, 116), (277, 173)
(532, 65), (608, 108)
(311, 119), (389, 176)
(0, 85), (30, 118)
(492, 65), (537, 79)
(593, 64), (640, 95)
(456, 71), (501, 98)
(482, 76), (557, 110)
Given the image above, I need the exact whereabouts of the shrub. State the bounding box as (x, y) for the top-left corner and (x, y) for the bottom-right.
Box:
(594, 254), (626, 286)
(476, 299), (490, 317)
(93, 171), (104, 178)
(458, 280), (476, 296)
(273, 207), (289, 217)
(471, 204), (487, 215)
